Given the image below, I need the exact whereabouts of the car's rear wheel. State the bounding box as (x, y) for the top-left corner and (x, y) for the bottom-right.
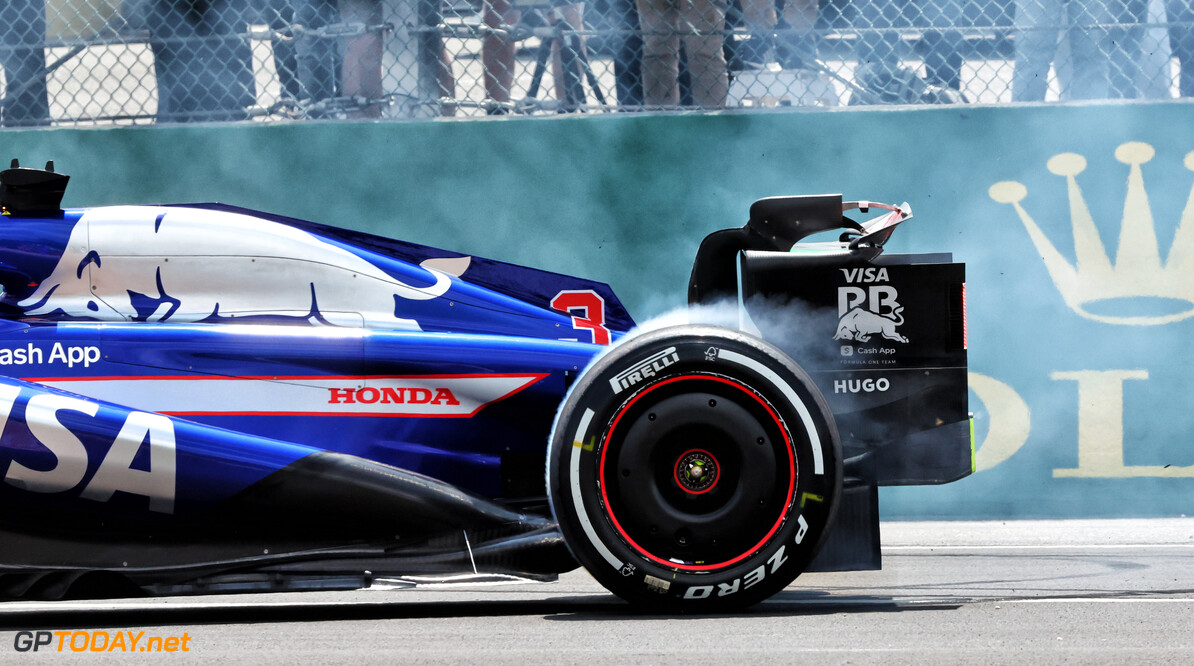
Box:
(548, 325), (841, 610)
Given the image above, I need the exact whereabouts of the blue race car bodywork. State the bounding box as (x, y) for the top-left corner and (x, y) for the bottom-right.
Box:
(0, 163), (970, 609)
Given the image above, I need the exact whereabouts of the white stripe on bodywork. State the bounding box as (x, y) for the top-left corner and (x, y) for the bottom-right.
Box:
(33, 375), (543, 418)
(717, 349), (824, 475)
(570, 408), (621, 569)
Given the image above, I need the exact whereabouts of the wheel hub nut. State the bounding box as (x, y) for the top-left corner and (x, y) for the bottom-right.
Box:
(674, 449), (719, 494)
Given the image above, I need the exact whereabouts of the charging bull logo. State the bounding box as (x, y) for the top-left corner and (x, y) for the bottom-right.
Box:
(834, 307), (907, 343)
(833, 267), (909, 343)
(18, 206), (468, 330)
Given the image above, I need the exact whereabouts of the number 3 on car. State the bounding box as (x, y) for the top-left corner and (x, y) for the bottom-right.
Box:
(552, 290), (611, 345)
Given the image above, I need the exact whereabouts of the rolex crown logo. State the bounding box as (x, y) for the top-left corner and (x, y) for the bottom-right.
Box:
(989, 142), (1194, 326)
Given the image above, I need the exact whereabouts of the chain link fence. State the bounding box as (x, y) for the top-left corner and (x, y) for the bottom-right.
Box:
(0, 0), (1190, 125)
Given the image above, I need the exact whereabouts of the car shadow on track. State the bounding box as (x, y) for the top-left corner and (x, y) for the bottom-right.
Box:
(0, 591), (961, 630)
(547, 590), (963, 621)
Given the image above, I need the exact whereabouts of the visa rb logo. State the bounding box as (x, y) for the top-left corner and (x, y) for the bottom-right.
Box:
(834, 267), (909, 344)
(0, 385), (176, 513)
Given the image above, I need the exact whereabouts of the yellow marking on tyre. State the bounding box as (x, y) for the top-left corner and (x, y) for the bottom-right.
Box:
(800, 492), (824, 507)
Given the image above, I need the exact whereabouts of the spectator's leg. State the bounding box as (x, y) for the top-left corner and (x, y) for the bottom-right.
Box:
(199, 0), (255, 119)
(1012, 0), (1062, 101)
(549, 3), (588, 104)
(919, 32), (964, 89)
(917, 0), (965, 90)
(1105, 0), (1146, 98)
(340, 0), (385, 116)
(1133, 0), (1171, 98)
(0, 0), (50, 126)
(739, 0), (776, 35)
(777, 0), (818, 68)
(295, 0), (342, 106)
(1064, 0), (1112, 99)
(483, 0), (522, 106)
(678, 41), (693, 105)
(682, 0), (728, 107)
(737, 0), (777, 67)
(438, 43), (457, 115)
(146, 0), (192, 121)
(612, 0), (644, 106)
(148, 0), (254, 121)
(1166, 0), (1194, 96)
(638, 0), (681, 106)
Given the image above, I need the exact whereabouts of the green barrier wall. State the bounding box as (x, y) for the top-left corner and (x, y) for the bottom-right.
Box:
(4, 101), (1194, 518)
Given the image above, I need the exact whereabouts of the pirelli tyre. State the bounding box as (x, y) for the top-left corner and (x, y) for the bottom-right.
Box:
(547, 325), (841, 610)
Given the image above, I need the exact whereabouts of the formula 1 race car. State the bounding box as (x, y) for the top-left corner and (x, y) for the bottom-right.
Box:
(0, 162), (969, 610)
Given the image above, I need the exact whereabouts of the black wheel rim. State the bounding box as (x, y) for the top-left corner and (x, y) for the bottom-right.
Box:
(598, 373), (797, 571)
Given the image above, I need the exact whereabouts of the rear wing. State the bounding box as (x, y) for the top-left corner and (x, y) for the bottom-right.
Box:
(688, 195), (971, 572)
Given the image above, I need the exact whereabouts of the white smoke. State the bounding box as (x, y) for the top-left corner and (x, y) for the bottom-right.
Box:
(625, 297), (747, 337)
(621, 293), (841, 371)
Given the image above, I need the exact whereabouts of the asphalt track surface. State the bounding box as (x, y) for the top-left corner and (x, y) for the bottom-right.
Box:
(2, 519), (1192, 664)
